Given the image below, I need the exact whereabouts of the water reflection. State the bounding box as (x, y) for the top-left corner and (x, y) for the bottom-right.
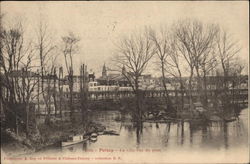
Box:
(50, 109), (248, 155)
(84, 109), (248, 152)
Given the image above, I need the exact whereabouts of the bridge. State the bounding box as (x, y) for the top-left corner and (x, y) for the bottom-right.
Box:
(66, 88), (248, 105)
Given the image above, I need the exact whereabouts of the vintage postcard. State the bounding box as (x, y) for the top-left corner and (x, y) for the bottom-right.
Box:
(0, 1), (249, 164)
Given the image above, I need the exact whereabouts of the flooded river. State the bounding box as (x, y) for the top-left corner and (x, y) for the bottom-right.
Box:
(29, 108), (249, 163)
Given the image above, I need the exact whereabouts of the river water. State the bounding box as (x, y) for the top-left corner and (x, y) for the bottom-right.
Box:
(27, 108), (249, 163)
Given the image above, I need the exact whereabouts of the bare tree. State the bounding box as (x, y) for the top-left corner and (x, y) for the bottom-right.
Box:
(1, 20), (39, 136)
(199, 48), (218, 105)
(167, 36), (186, 110)
(216, 29), (241, 89)
(35, 20), (56, 121)
(80, 64), (88, 133)
(112, 29), (156, 121)
(53, 67), (58, 117)
(215, 30), (242, 108)
(1, 21), (26, 134)
(173, 19), (218, 105)
(149, 27), (175, 113)
(43, 55), (58, 125)
(58, 66), (64, 120)
(61, 32), (80, 122)
(20, 52), (39, 136)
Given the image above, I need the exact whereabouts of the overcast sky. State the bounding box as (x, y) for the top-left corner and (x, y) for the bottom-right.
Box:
(2, 1), (249, 76)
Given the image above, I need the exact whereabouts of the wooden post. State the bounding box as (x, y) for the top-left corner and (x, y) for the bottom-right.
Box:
(53, 67), (58, 117)
(58, 67), (63, 120)
(37, 69), (40, 117)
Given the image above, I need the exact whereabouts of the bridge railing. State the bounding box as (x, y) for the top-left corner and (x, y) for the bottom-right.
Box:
(62, 88), (248, 101)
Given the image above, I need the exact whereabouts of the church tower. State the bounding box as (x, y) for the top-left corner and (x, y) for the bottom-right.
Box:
(122, 65), (126, 75)
(102, 63), (107, 77)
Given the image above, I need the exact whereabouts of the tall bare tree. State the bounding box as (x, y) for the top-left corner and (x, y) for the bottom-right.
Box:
(216, 29), (241, 89)
(173, 19), (218, 105)
(58, 66), (64, 120)
(215, 29), (242, 108)
(43, 55), (58, 125)
(1, 21), (26, 134)
(1, 20), (39, 136)
(199, 48), (218, 105)
(20, 52), (39, 136)
(112, 29), (156, 120)
(61, 32), (80, 122)
(149, 28), (175, 112)
(80, 64), (88, 132)
(35, 20), (56, 121)
(166, 36), (186, 110)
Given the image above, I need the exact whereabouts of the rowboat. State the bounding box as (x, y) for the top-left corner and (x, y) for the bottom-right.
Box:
(90, 137), (97, 142)
(61, 135), (88, 147)
(103, 130), (119, 136)
(224, 116), (237, 122)
(97, 131), (104, 135)
(90, 133), (98, 142)
(91, 133), (98, 137)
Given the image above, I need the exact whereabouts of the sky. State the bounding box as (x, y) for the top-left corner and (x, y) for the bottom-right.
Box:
(1, 1), (249, 77)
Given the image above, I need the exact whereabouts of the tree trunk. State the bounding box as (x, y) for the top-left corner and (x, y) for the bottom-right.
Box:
(188, 69), (194, 107)
(80, 64), (88, 130)
(195, 66), (202, 102)
(58, 67), (63, 120)
(45, 79), (52, 125)
(134, 76), (142, 121)
(203, 74), (208, 106)
(69, 77), (74, 122)
(161, 61), (173, 112)
(53, 70), (57, 117)
(25, 103), (29, 136)
(15, 113), (19, 136)
(37, 74), (40, 117)
(180, 80), (184, 110)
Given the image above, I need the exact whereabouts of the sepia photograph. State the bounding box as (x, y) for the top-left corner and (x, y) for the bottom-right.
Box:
(0, 1), (249, 163)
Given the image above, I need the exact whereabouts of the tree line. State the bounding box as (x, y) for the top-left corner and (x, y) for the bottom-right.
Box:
(112, 19), (246, 121)
(0, 15), (246, 138)
(0, 15), (87, 138)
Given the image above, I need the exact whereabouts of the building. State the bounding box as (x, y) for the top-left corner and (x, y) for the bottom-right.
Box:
(63, 71), (95, 92)
(96, 64), (132, 90)
(96, 64), (165, 91)
(138, 74), (161, 90)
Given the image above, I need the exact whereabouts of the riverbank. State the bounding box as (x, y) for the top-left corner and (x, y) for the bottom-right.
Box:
(2, 108), (248, 164)
(1, 120), (106, 157)
(1, 105), (246, 157)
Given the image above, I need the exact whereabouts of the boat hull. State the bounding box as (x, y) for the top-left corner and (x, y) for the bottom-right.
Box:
(62, 138), (88, 147)
(90, 137), (97, 142)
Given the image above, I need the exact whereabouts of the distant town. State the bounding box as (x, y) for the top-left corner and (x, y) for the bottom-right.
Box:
(1, 63), (248, 115)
